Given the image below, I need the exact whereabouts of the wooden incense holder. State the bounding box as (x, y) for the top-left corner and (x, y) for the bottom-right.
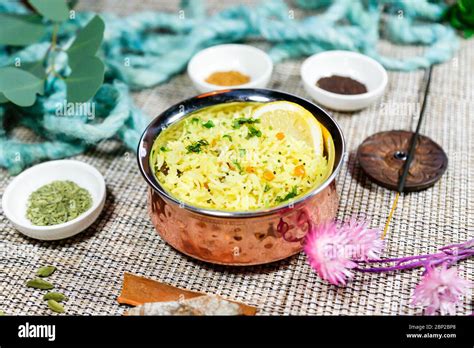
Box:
(357, 130), (448, 192)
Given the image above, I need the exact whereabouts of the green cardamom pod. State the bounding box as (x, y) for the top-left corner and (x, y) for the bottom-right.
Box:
(36, 265), (56, 277)
(43, 292), (68, 302)
(26, 278), (54, 290)
(47, 300), (64, 313)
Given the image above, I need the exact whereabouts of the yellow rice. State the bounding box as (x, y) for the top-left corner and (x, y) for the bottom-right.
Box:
(150, 102), (329, 211)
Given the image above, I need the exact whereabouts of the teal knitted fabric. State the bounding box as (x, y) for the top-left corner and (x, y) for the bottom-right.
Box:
(0, 0), (458, 174)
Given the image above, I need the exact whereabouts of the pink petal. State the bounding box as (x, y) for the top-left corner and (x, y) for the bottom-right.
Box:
(304, 218), (384, 286)
(412, 265), (472, 315)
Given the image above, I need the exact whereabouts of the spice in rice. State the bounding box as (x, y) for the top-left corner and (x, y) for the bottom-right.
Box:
(26, 180), (92, 226)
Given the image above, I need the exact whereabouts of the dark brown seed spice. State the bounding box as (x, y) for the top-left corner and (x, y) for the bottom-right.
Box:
(316, 75), (368, 95)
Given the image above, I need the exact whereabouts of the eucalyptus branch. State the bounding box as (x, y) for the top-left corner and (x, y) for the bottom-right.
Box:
(45, 24), (61, 77)
(1, 2), (106, 106)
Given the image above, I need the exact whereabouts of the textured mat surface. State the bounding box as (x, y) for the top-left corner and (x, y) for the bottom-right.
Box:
(0, 0), (472, 315)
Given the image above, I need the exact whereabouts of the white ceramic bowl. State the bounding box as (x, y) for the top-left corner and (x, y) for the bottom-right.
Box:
(187, 44), (273, 93)
(2, 160), (106, 241)
(301, 50), (388, 111)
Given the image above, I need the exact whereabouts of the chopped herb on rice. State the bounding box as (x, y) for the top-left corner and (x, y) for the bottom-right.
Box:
(150, 102), (329, 211)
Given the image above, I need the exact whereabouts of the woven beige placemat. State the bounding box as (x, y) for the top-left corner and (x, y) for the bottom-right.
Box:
(0, 0), (472, 315)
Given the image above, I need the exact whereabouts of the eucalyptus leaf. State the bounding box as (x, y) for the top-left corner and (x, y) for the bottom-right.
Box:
(68, 0), (79, 9)
(0, 93), (8, 104)
(0, 14), (46, 46)
(29, 0), (70, 22)
(20, 60), (47, 82)
(0, 61), (46, 97)
(67, 15), (105, 69)
(0, 67), (44, 107)
(66, 56), (104, 103)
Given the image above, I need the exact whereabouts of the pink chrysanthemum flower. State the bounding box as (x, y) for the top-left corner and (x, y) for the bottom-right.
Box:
(304, 219), (383, 286)
(343, 218), (384, 261)
(304, 221), (356, 285)
(412, 265), (472, 315)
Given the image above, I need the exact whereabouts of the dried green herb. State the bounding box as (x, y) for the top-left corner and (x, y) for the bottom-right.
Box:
(27, 278), (54, 290)
(36, 265), (56, 277)
(246, 125), (262, 139)
(232, 160), (242, 174)
(26, 180), (92, 226)
(276, 185), (298, 203)
(43, 292), (68, 302)
(186, 139), (209, 153)
(202, 120), (215, 128)
(159, 161), (169, 176)
(232, 117), (260, 129)
(47, 299), (65, 313)
(222, 134), (232, 141)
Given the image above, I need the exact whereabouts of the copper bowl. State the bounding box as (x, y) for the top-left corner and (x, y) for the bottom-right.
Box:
(137, 89), (345, 265)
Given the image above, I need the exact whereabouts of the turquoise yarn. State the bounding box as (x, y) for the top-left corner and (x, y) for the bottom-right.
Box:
(0, 0), (459, 174)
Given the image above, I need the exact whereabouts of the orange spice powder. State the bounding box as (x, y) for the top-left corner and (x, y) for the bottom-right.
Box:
(205, 70), (251, 86)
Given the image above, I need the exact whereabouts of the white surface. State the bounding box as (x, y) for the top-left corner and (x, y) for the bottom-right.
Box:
(2, 160), (106, 241)
(187, 44), (273, 93)
(301, 50), (388, 111)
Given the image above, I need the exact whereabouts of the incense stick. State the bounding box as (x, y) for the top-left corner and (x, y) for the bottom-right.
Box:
(382, 192), (399, 239)
(382, 66), (434, 239)
(397, 65), (433, 192)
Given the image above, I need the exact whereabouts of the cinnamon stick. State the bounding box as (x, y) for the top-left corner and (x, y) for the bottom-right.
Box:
(117, 272), (257, 316)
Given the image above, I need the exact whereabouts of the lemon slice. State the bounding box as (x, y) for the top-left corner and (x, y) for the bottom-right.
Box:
(252, 101), (324, 155)
(321, 124), (335, 181)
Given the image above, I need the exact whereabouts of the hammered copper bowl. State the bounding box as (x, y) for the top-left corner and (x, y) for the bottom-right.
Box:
(137, 89), (345, 266)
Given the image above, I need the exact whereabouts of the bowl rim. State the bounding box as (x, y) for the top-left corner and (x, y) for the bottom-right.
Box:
(300, 50), (388, 101)
(1, 159), (106, 232)
(187, 44), (274, 90)
(137, 88), (346, 218)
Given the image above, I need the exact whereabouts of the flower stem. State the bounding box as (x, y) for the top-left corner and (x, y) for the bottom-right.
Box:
(355, 243), (474, 273)
(439, 239), (474, 251)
